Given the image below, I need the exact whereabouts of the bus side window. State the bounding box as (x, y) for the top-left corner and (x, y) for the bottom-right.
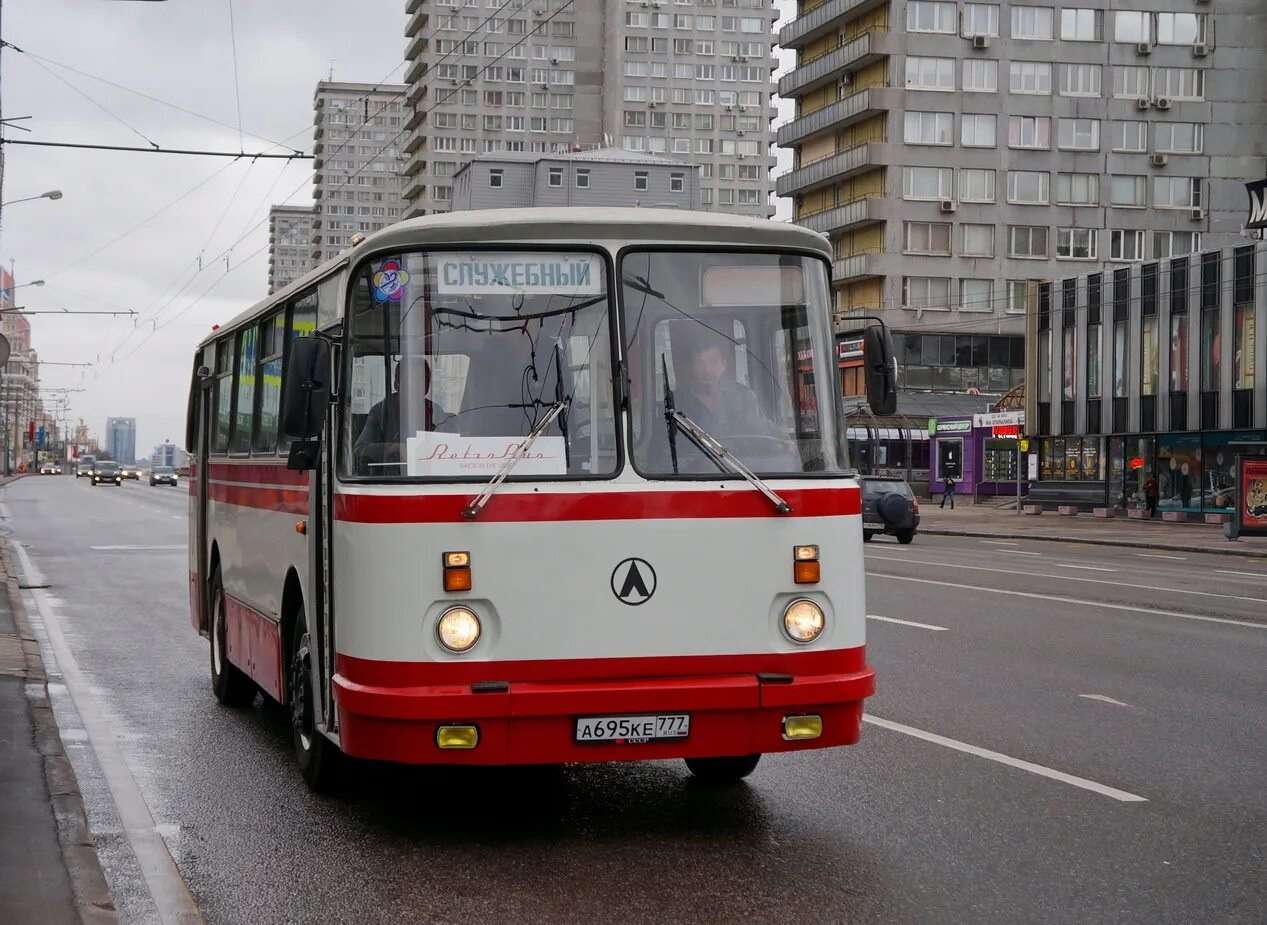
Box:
(278, 291), (318, 453)
(253, 313), (285, 455)
(230, 326), (258, 454)
(211, 338), (234, 455)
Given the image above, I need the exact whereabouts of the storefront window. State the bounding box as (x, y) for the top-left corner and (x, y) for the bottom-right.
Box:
(1169, 314), (1188, 391)
(1041, 436), (1103, 481)
(1141, 315), (1158, 395)
(1201, 311), (1220, 391)
(1087, 324), (1101, 397)
(1064, 439), (1081, 479)
(1062, 327), (1076, 400)
(1040, 437), (1060, 480)
(1201, 431), (1266, 514)
(1234, 303), (1255, 389)
(1081, 438), (1101, 481)
(1156, 434), (1202, 513)
(1110, 435), (1154, 509)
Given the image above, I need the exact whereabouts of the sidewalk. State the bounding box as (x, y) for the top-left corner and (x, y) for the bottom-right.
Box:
(0, 525), (116, 922)
(917, 498), (1267, 559)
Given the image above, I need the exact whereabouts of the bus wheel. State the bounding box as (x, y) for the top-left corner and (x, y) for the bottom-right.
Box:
(289, 605), (341, 793)
(209, 569), (255, 707)
(684, 754), (761, 782)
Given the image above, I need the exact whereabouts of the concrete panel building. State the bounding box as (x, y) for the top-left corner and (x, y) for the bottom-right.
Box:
(311, 81), (410, 264)
(267, 205), (315, 294)
(401, 0), (779, 219)
(778, 0), (1267, 359)
(452, 148), (702, 211)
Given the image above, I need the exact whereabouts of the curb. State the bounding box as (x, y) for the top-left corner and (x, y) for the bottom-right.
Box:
(920, 526), (1267, 559)
(3, 546), (119, 925)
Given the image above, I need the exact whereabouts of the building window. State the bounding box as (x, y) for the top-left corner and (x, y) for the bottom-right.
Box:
(634, 171), (648, 192)
(962, 59), (998, 93)
(1059, 64), (1101, 97)
(960, 279), (994, 313)
(575, 169), (590, 190)
(1154, 123), (1203, 155)
(903, 111), (954, 145)
(1060, 8), (1102, 41)
(1007, 280), (1030, 315)
(962, 223), (995, 257)
(1113, 10), (1149, 44)
(1152, 67), (1204, 101)
(1109, 175), (1147, 208)
(959, 168), (996, 203)
(1110, 120), (1148, 153)
(1153, 231), (1200, 260)
(1112, 66), (1151, 99)
(547, 167), (563, 188)
(1007, 170), (1050, 205)
(1055, 172), (1099, 206)
(1110, 230), (1146, 261)
(906, 1), (957, 34)
(1153, 177), (1201, 209)
(1057, 228), (1098, 260)
(1009, 61), (1052, 95)
(488, 169), (503, 189)
(1156, 13), (1206, 46)
(1008, 115), (1051, 149)
(905, 56), (956, 91)
(1057, 118), (1100, 151)
(962, 3), (999, 37)
(902, 166), (954, 201)
(1008, 225), (1049, 259)
(902, 277), (952, 310)
(961, 113), (996, 148)
(669, 173), (684, 193)
(1011, 6), (1054, 40)
(1142, 313), (1160, 397)
(737, 189), (761, 206)
(904, 221), (952, 255)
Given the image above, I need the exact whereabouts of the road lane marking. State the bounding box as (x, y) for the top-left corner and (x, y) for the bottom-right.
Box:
(1216, 569), (1267, 580)
(11, 542), (205, 924)
(1138, 553), (1186, 560)
(867, 614), (949, 632)
(869, 571), (1267, 631)
(981, 540), (1020, 546)
(1080, 694), (1131, 708)
(863, 715), (1147, 803)
(1055, 563), (1118, 573)
(1006, 550), (1043, 556)
(89, 544), (185, 551)
(866, 553), (1267, 607)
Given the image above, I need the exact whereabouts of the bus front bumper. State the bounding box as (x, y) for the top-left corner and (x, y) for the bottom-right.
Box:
(332, 649), (875, 766)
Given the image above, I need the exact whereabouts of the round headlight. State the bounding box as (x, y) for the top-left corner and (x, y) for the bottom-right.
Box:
(436, 606), (481, 653)
(783, 599), (825, 644)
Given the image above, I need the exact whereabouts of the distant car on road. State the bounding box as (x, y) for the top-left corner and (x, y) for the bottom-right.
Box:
(150, 466), (178, 487)
(39, 463), (62, 475)
(75, 455), (96, 479)
(860, 476), (920, 544)
(121, 465), (143, 480)
(91, 461), (123, 486)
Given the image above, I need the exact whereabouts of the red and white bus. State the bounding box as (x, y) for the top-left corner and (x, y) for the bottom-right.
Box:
(185, 209), (896, 790)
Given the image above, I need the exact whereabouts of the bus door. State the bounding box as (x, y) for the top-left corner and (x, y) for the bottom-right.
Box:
(189, 357), (213, 635)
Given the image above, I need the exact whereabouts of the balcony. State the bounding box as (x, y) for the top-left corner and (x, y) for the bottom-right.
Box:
(776, 141), (885, 197)
(405, 57), (427, 86)
(404, 132), (426, 155)
(777, 30), (893, 99)
(405, 31), (427, 63)
(779, 0), (888, 50)
(407, 80), (427, 107)
(405, 106), (426, 132)
(406, 0), (425, 13)
(831, 251), (889, 284)
(403, 200), (427, 220)
(797, 195), (885, 235)
(403, 175), (427, 202)
(403, 149), (427, 178)
(777, 86), (895, 148)
(405, 6), (428, 38)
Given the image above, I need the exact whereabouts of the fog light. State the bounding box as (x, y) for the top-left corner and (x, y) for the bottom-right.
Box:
(436, 724), (479, 749)
(782, 714), (822, 741)
(782, 599), (825, 643)
(436, 606), (481, 652)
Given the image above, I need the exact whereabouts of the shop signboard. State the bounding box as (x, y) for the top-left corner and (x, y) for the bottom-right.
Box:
(973, 410), (1024, 429)
(933, 418), (972, 434)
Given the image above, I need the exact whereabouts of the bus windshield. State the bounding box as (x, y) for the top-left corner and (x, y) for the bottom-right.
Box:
(621, 251), (845, 478)
(343, 250), (618, 480)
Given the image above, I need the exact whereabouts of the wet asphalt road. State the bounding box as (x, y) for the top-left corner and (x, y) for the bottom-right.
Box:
(4, 475), (1267, 925)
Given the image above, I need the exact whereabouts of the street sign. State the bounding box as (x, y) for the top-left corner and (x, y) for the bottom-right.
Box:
(1246, 178), (1267, 231)
(1019, 438), (1030, 452)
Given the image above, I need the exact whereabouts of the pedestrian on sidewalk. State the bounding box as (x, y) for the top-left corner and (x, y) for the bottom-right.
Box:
(940, 476), (956, 510)
(1144, 475), (1159, 518)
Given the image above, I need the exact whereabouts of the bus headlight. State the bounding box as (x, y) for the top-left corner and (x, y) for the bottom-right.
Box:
(782, 600), (825, 644)
(436, 606), (481, 653)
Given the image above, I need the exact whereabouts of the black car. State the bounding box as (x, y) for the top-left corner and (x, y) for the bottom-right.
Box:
(150, 466), (178, 486)
(91, 461), (123, 486)
(860, 476), (920, 544)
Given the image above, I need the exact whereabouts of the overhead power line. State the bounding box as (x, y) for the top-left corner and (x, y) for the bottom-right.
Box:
(0, 139), (311, 159)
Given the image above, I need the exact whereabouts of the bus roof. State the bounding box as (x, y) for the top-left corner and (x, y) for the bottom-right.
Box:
(200, 209), (831, 348)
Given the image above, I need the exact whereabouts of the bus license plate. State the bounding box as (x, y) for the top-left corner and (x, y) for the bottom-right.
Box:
(575, 714), (690, 744)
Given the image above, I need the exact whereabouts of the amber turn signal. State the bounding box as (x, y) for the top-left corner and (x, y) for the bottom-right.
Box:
(793, 545), (820, 584)
(443, 551), (472, 592)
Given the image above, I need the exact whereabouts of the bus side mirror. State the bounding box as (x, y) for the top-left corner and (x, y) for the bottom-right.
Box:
(863, 325), (897, 416)
(282, 337), (331, 441)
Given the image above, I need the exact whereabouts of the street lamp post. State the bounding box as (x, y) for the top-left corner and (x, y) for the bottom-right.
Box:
(0, 190), (62, 207)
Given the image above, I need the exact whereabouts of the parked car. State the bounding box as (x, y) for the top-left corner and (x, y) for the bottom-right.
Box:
(150, 466), (178, 486)
(91, 461), (123, 486)
(860, 476), (920, 544)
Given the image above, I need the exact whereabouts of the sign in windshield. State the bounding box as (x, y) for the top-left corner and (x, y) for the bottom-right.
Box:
(434, 253), (604, 297)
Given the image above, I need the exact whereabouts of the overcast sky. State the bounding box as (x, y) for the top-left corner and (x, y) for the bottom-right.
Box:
(2, 0), (794, 456)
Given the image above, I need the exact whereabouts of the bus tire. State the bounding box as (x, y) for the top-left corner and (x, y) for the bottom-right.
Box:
(209, 569), (255, 708)
(289, 604), (341, 793)
(684, 754), (761, 782)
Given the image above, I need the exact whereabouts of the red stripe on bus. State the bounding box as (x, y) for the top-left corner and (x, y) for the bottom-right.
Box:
(207, 462), (309, 487)
(208, 482), (309, 514)
(334, 486), (861, 524)
(336, 646), (868, 688)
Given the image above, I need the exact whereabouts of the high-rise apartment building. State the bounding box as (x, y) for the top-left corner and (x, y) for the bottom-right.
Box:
(401, 0), (780, 219)
(777, 0), (1267, 365)
(311, 81), (410, 264)
(105, 417), (136, 465)
(267, 205), (315, 293)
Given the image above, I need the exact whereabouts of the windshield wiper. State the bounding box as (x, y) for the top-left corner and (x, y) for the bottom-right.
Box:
(461, 399), (570, 520)
(666, 408), (792, 515)
(661, 354), (679, 474)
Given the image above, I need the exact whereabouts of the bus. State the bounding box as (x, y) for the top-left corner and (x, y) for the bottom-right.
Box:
(185, 209), (896, 791)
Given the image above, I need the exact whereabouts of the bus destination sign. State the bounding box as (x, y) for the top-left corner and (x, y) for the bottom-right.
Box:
(436, 252), (604, 296)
